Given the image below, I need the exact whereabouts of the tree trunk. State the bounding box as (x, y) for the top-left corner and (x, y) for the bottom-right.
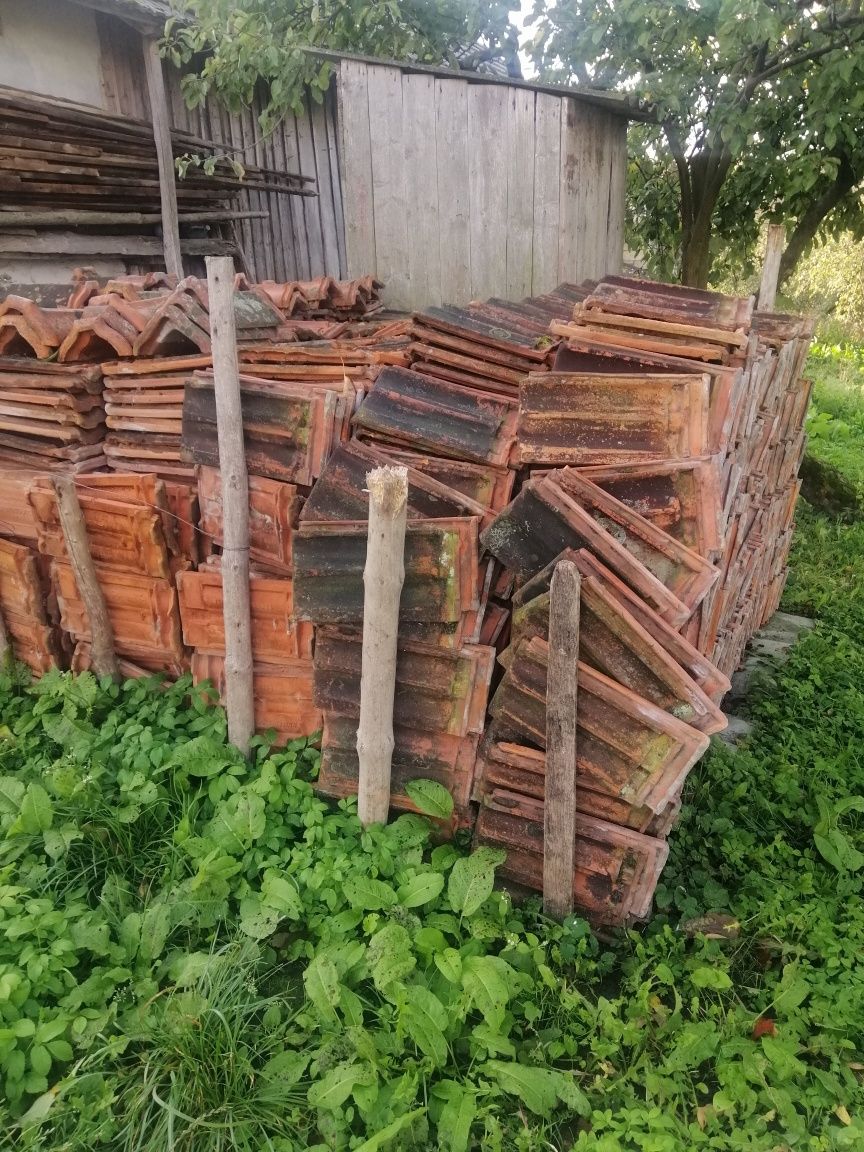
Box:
(778, 157), (857, 286)
(664, 129), (727, 290)
(680, 211), (714, 288)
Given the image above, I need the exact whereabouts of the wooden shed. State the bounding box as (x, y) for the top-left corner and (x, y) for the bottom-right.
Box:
(0, 0), (632, 308)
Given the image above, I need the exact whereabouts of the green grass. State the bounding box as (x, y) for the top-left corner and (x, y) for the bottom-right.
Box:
(1, 346), (864, 1150)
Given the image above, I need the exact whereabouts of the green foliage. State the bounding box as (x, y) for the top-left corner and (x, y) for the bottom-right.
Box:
(4, 354), (864, 1148)
(530, 1), (864, 285)
(0, 668), (599, 1150)
(786, 235), (864, 335)
(164, 0), (515, 129)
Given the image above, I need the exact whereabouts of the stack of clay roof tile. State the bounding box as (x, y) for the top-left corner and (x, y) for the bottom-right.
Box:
(27, 473), (195, 677)
(0, 358), (105, 472)
(291, 294), (574, 823)
(467, 276), (812, 924)
(0, 470), (64, 674)
(178, 465), (320, 742)
(543, 277), (814, 677)
(175, 323), (411, 745)
(0, 269), (813, 930)
(253, 276), (384, 319)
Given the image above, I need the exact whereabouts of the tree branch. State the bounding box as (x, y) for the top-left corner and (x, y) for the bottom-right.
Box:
(779, 155), (860, 283)
(663, 119), (693, 227)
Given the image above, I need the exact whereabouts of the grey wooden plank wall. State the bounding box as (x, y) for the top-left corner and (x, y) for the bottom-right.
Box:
(337, 59), (627, 310)
(96, 13), (346, 282)
(162, 73), (347, 282)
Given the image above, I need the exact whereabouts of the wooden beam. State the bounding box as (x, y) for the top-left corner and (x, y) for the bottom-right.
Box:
(356, 465), (408, 827)
(543, 559), (581, 920)
(757, 225), (786, 313)
(0, 234), (239, 257)
(142, 36), (183, 279)
(54, 476), (119, 681)
(206, 255), (255, 756)
(0, 210), (270, 227)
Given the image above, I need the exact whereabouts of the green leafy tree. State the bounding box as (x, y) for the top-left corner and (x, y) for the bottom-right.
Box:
(529, 0), (864, 287)
(164, 0), (516, 131)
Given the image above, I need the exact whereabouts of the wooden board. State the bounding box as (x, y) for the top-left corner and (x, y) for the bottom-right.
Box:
(367, 65), (410, 308)
(505, 87), (535, 300)
(467, 83), (508, 301)
(338, 60), (376, 280)
(531, 93), (562, 296)
(403, 72), (441, 308)
(434, 78), (471, 305)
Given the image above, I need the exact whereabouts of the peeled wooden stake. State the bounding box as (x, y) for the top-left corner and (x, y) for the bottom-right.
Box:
(207, 255), (255, 756)
(544, 560), (581, 919)
(54, 475), (119, 680)
(356, 466), (409, 827)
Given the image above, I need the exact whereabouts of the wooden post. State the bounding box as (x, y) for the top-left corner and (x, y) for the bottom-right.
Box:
(543, 560), (581, 919)
(54, 476), (119, 680)
(207, 255), (255, 756)
(356, 466), (408, 827)
(757, 224), (786, 313)
(143, 35), (183, 280)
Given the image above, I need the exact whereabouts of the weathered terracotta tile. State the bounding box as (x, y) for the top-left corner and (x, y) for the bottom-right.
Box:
(519, 371), (710, 465)
(575, 458), (722, 557)
(352, 366), (519, 466)
(317, 712), (478, 817)
(197, 465), (299, 572)
(474, 805), (669, 927)
(300, 440), (493, 527)
(192, 651), (321, 739)
(489, 635), (709, 815)
(474, 740), (681, 836)
(52, 560), (186, 669)
(29, 484), (171, 578)
(505, 575), (726, 734)
(294, 517), (480, 624)
(314, 627), (495, 737)
(481, 477), (693, 626)
(177, 569), (313, 661)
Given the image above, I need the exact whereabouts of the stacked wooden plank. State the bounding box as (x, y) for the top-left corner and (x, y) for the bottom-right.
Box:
(0, 85), (310, 259)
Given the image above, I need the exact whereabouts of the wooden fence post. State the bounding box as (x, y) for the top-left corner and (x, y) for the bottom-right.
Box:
(207, 255), (255, 756)
(544, 559), (581, 919)
(54, 475), (119, 680)
(757, 224), (786, 313)
(143, 35), (183, 280)
(356, 466), (408, 827)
